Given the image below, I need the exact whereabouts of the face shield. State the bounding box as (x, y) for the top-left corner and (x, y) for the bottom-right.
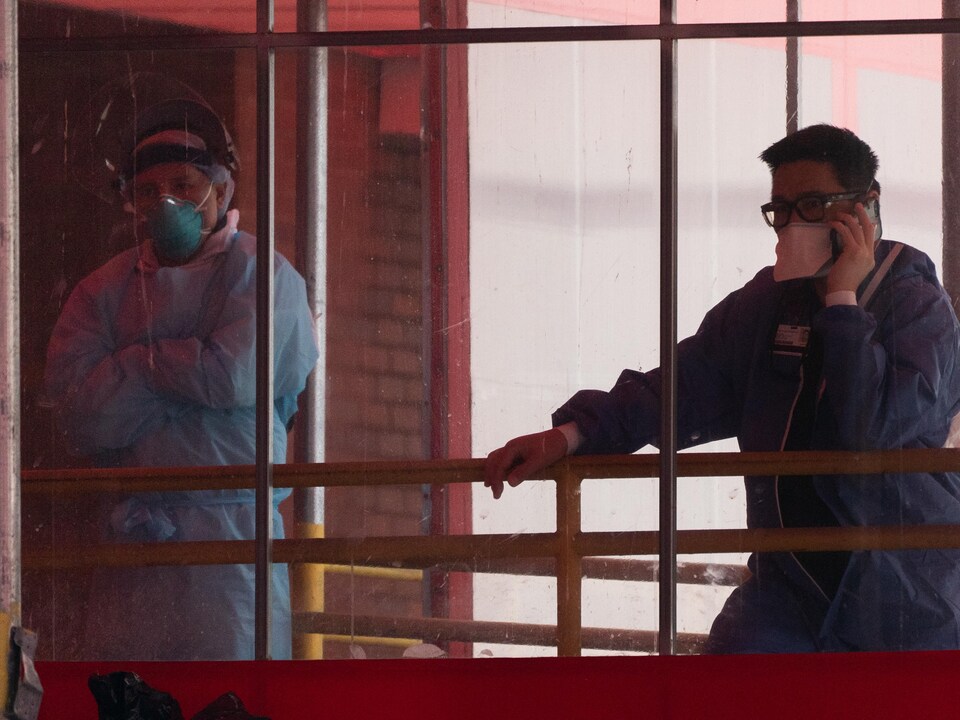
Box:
(67, 72), (239, 211)
(124, 128), (235, 221)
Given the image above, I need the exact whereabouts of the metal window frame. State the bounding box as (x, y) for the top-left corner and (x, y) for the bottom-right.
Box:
(1, 0), (20, 701)
(10, 2), (960, 661)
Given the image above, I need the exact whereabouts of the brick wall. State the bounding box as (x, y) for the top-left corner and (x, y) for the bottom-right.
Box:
(320, 52), (430, 659)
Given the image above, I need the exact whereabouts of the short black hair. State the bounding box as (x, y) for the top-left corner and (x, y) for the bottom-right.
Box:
(760, 124), (880, 193)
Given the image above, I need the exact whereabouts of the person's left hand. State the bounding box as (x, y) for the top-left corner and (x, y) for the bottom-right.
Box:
(825, 202), (877, 294)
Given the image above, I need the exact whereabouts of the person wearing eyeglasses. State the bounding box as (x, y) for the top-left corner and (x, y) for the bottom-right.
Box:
(484, 124), (960, 653)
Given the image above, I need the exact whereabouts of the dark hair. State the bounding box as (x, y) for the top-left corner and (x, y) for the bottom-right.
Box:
(760, 124), (880, 193)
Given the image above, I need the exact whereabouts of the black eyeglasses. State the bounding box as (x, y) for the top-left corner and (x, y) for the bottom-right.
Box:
(760, 191), (865, 230)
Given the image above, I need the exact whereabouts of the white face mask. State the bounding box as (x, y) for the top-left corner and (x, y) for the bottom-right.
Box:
(773, 223), (837, 282)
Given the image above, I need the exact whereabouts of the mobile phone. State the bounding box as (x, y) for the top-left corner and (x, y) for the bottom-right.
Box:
(864, 196), (883, 240)
(829, 197), (882, 258)
(830, 228), (841, 259)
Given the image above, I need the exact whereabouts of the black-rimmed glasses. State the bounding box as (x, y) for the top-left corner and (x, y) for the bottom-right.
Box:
(760, 191), (864, 230)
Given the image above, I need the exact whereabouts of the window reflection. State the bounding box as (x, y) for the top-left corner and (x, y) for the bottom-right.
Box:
(15, 2), (960, 661)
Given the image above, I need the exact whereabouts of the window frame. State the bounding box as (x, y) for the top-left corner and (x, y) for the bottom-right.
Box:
(13, 0), (960, 659)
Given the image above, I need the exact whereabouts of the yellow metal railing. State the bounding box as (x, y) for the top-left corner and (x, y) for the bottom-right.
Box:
(21, 448), (960, 656)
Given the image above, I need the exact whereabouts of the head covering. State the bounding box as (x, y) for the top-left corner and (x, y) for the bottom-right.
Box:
(121, 100), (237, 215)
(129, 128), (216, 177)
(119, 98), (238, 188)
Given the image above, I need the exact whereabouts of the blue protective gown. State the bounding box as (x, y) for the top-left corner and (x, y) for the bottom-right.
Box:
(553, 239), (960, 653)
(45, 210), (319, 660)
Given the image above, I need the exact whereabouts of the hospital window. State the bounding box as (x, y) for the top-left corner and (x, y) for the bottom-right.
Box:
(11, 0), (960, 660)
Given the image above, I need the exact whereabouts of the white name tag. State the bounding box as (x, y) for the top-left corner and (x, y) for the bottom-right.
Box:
(773, 324), (810, 356)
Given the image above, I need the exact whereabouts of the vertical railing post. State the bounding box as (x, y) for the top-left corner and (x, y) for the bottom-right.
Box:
(555, 465), (582, 657)
(658, 0), (679, 656)
(0, 0), (19, 704)
(255, 0), (277, 660)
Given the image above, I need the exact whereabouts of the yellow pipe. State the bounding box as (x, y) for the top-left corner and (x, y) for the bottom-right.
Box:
(324, 564), (422, 581)
(289, 525), (423, 658)
(0, 609), (11, 713)
(291, 521), (325, 660)
(322, 634), (421, 649)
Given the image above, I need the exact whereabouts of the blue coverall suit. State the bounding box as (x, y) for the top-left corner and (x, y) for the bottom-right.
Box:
(553, 239), (960, 653)
(45, 210), (319, 660)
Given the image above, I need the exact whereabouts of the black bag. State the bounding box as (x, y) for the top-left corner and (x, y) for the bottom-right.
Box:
(88, 671), (184, 720)
(190, 692), (269, 720)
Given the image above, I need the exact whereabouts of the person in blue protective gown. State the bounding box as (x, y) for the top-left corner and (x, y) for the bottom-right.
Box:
(44, 98), (319, 660)
(484, 124), (960, 653)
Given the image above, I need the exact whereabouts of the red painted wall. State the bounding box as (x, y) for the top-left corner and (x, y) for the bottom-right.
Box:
(35, 651), (960, 719)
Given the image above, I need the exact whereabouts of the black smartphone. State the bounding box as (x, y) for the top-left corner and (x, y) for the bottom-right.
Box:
(864, 196), (883, 240)
(830, 229), (841, 259)
(831, 197), (883, 257)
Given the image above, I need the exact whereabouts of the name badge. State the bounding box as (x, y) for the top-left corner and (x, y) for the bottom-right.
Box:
(772, 324), (810, 357)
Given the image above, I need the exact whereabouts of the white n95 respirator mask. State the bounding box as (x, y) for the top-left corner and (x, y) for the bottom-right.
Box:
(773, 223), (838, 282)
(773, 197), (882, 282)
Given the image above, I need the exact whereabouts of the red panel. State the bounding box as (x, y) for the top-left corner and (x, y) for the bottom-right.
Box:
(421, 0), (473, 657)
(39, 0), (421, 32)
(36, 652), (960, 719)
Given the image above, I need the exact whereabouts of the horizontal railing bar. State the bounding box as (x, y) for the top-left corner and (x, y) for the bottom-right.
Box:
(24, 540), (251, 569)
(293, 611), (706, 654)
(22, 525), (960, 570)
(280, 534), (561, 564)
(21, 448), (960, 493)
(427, 557), (748, 587)
(22, 533), (556, 569)
(577, 525), (960, 555)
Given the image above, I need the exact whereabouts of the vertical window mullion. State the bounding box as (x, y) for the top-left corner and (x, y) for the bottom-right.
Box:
(658, 0), (679, 657)
(942, 4), (960, 301)
(254, 0), (277, 661)
(786, 0), (801, 133)
(0, 0), (21, 689)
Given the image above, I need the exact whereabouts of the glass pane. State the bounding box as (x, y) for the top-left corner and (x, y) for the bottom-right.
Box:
(669, 35), (779, 654)
(678, 0), (784, 23)
(18, 4), (956, 668)
(275, 0), (422, 32)
(677, 33), (955, 653)
(18, 50), (307, 662)
(471, 39), (661, 656)
(677, 0), (941, 22)
(800, 0), (940, 22)
(277, 46), (444, 660)
(799, 34), (942, 258)
(466, 0), (658, 29)
(18, 0), (257, 38)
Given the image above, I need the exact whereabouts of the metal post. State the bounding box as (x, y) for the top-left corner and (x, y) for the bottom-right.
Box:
(418, 0), (473, 655)
(0, 0), (19, 704)
(555, 467), (582, 656)
(658, 0), (679, 657)
(292, 0), (328, 660)
(943, 1), (960, 306)
(255, 0), (277, 660)
(421, 0), (450, 635)
(786, 0), (802, 133)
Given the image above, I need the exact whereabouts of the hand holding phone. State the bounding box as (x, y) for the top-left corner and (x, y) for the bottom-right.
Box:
(824, 198), (882, 294)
